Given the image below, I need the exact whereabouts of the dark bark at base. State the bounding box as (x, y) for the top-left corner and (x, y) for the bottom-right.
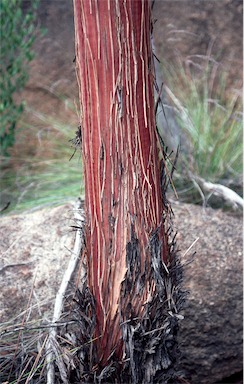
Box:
(67, 230), (185, 384)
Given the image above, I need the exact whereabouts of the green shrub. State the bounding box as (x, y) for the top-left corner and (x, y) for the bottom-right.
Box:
(162, 56), (243, 205)
(0, 0), (39, 156)
(1, 101), (83, 214)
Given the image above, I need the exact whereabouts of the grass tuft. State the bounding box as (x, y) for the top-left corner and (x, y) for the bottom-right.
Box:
(161, 53), (243, 206)
(0, 101), (83, 215)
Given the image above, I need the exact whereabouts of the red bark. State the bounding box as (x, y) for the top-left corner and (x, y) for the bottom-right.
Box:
(74, 0), (169, 366)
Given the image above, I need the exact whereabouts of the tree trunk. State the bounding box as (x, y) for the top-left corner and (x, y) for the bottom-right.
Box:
(73, 1), (184, 382)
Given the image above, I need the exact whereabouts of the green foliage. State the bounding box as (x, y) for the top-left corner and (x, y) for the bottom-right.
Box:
(1, 48), (242, 213)
(163, 57), (243, 204)
(0, 0), (39, 156)
(1, 100), (83, 214)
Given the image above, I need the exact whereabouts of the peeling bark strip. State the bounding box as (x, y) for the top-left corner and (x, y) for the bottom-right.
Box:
(73, 0), (183, 381)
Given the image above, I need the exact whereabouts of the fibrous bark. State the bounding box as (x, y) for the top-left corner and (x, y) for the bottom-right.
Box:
(73, 1), (184, 382)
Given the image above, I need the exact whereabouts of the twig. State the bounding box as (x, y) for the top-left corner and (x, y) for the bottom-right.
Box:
(182, 237), (199, 258)
(190, 177), (206, 208)
(46, 199), (85, 384)
(25, 335), (48, 384)
(0, 262), (32, 274)
(0, 320), (77, 336)
(191, 174), (244, 210)
(1, 225), (32, 257)
(8, 267), (38, 381)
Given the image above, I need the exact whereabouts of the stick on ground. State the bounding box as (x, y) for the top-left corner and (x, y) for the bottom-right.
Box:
(45, 199), (85, 384)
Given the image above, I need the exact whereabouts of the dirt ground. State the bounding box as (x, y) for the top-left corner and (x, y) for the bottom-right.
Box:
(0, 200), (243, 383)
(2, 1), (241, 323)
(0, 200), (242, 323)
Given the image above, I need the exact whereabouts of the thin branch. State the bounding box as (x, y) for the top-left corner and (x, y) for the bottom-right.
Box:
(191, 174), (244, 210)
(0, 320), (77, 336)
(46, 199), (85, 384)
(182, 237), (199, 258)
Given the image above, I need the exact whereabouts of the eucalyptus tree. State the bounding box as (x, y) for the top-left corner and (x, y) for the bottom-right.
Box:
(73, 1), (183, 382)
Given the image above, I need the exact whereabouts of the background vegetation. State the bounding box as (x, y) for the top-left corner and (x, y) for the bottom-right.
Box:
(1, 102), (83, 213)
(0, 0), (81, 213)
(0, 0), (40, 156)
(162, 55), (243, 206)
(0, 2), (242, 215)
(1, 57), (242, 214)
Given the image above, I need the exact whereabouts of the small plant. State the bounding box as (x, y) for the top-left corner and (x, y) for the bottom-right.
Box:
(0, 100), (83, 214)
(162, 55), (243, 206)
(0, 0), (40, 156)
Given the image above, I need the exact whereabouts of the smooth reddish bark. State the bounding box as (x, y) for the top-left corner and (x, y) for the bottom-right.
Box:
(74, 0), (169, 365)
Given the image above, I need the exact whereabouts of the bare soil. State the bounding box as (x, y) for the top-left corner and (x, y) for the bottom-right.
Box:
(0, 200), (242, 323)
(0, 204), (75, 323)
(0, 201), (242, 383)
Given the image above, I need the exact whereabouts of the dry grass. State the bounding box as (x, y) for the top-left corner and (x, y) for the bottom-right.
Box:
(1, 99), (84, 215)
(158, 49), (243, 207)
